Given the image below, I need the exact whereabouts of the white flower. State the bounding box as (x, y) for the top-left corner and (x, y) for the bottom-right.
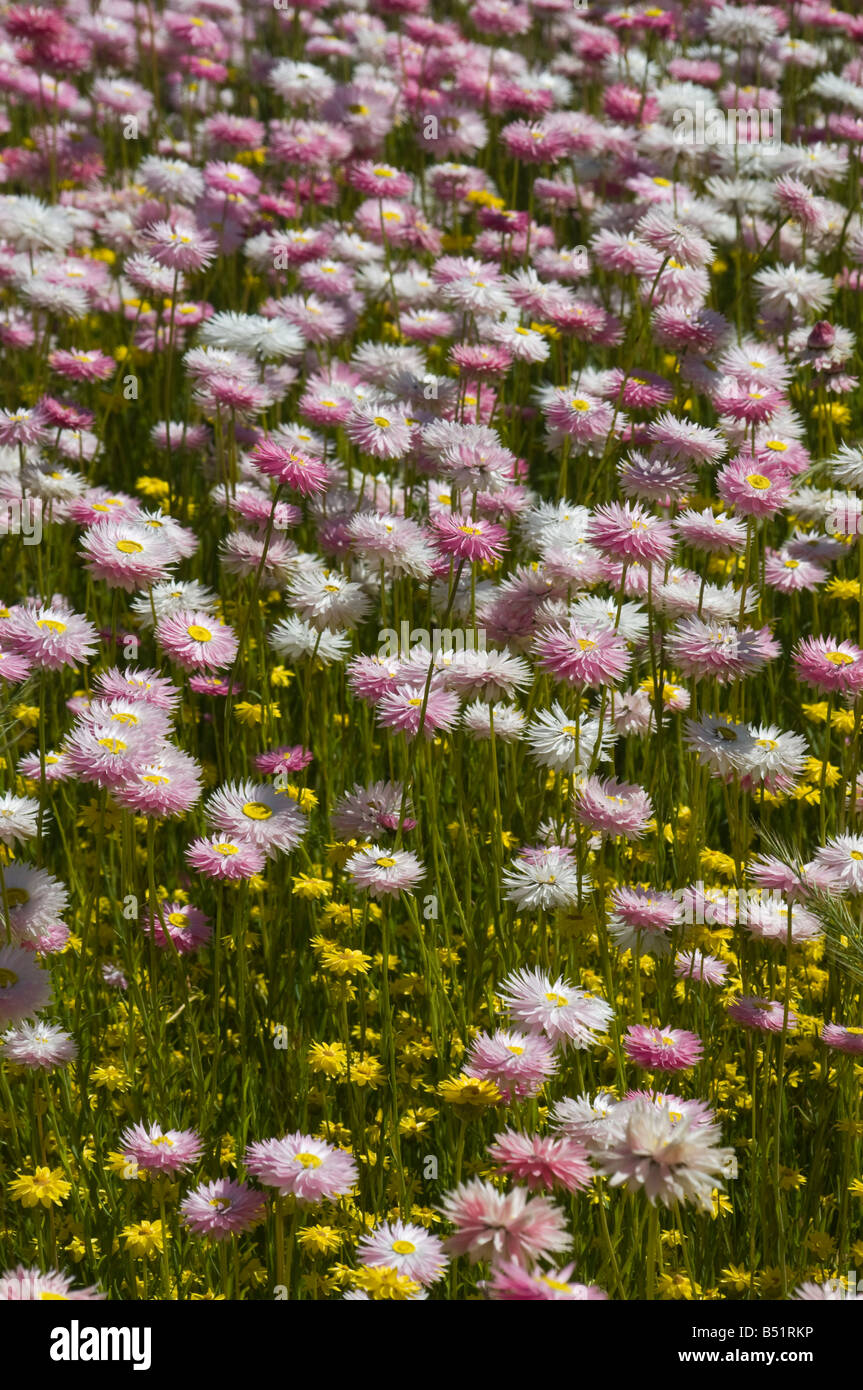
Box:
(501, 846), (584, 911)
(268, 615), (351, 665)
(595, 1099), (734, 1211)
(0, 794), (42, 846)
(526, 703), (613, 773)
(498, 966), (613, 1049)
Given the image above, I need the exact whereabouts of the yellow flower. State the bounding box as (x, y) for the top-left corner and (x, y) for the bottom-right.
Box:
(657, 1272), (700, 1300)
(292, 873), (332, 901)
(121, 1220), (166, 1258)
(438, 1076), (502, 1107)
(90, 1064), (131, 1092)
(315, 940), (372, 977)
(307, 1041), (347, 1078)
(297, 1225), (342, 1256)
(13, 704), (40, 728)
(399, 1106), (438, 1138)
(351, 1265), (422, 1300)
(721, 1265), (756, 1293)
(9, 1167), (71, 1208)
(234, 702), (272, 726)
(135, 476), (170, 502)
(805, 1230), (835, 1259)
(350, 1055), (385, 1088)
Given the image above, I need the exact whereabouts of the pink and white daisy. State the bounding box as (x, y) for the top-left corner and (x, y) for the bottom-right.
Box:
(498, 966), (613, 1049)
(156, 611), (239, 672)
(180, 1179), (265, 1239)
(185, 836), (266, 881)
(344, 845), (425, 898)
(120, 1122), (203, 1174)
(244, 1133), (357, 1203)
(357, 1220), (448, 1287)
(488, 1129), (594, 1193)
(439, 1179), (569, 1267)
(463, 1027), (557, 1101)
(622, 1025), (704, 1072)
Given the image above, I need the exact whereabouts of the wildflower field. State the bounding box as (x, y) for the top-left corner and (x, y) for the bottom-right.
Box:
(1, 0), (863, 1314)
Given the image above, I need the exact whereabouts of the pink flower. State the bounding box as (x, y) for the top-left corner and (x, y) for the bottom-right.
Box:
(534, 620), (631, 689)
(674, 951), (729, 987)
(345, 402), (412, 459)
(254, 745), (313, 776)
(623, 1024), (703, 1072)
(48, 347), (115, 382)
(0, 1264), (103, 1300)
(486, 1259), (608, 1300)
(0, 945), (51, 1026)
(793, 636), (863, 696)
(204, 781), (307, 858)
(357, 1220), (448, 1286)
(498, 965), (613, 1049)
(185, 836), (266, 881)
(251, 439), (329, 495)
(574, 775), (653, 840)
(120, 1122), (203, 1174)
(439, 1179), (569, 1266)
(156, 611), (239, 672)
(376, 684), (460, 739)
(716, 457), (791, 517)
(588, 500), (675, 564)
(244, 1132), (357, 1203)
(345, 844), (425, 898)
(821, 1023), (863, 1056)
(113, 747), (203, 818)
(143, 902), (212, 954)
(141, 220), (218, 272)
(727, 996), (796, 1032)
(4, 602), (98, 671)
(431, 512), (508, 564)
(463, 1028), (557, 1101)
(488, 1129), (594, 1193)
(180, 1179), (265, 1239)
(1, 1021), (77, 1070)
